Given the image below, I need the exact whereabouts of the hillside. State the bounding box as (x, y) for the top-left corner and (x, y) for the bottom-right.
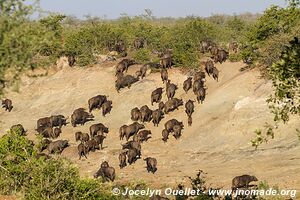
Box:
(0, 60), (299, 191)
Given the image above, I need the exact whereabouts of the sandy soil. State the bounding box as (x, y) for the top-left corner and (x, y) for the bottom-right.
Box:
(0, 60), (299, 192)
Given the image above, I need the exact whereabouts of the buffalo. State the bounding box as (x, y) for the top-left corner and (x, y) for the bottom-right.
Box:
(183, 77), (192, 93)
(152, 109), (164, 127)
(47, 140), (69, 154)
(212, 49), (228, 63)
(115, 59), (135, 75)
(151, 88), (163, 105)
(185, 100), (195, 117)
(119, 125), (128, 140)
(212, 66), (219, 81)
(94, 162), (115, 182)
(71, 108), (94, 127)
(160, 57), (172, 68)
(78, 143), (88, 159)
(49, 115), (68, 128)
(164, 119), (184, 133)
(232, 175), (258, 190)
(135, 130), (152, 143)
(75, 131), (83, 142)
(195, 87), (206, 104)
(115, 75), (139, 92)
(122, 141), (141, 154)
(158, 102), (165, 111)
(144, 157), (157, 174)
(89, 123), (109, 138)
(119, 151), (127, 169)
(131, 107), (141, 121)
(37, 117), (51, 129)
(164, 98), (183, 114)
(205, 60), (214, 76)
(173, 124), (183, 139)
(85, 139), (100, 152)
(133, 38), (145, 49)
(127, 148), (140, 164)
(2, 99), (13, 112)
(160, 68), (168, 84)
(88, 95), (107, 113)
(140, 105), (152, 123)
(101, 100), (113, 116)
(94, 133), (106, 150)
(166, 80), (178, 100)
(137, 65), (148, 79)
(162, 129), (169, 143)
(10, 124), (26, 136)
(68, 55), (75, 67)
(123, 122), (145, 141)
(194, 71), (206, 82)
(82, 132), (90, 143)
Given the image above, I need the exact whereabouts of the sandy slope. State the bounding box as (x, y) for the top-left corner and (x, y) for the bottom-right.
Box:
(0, 60), (299, 191)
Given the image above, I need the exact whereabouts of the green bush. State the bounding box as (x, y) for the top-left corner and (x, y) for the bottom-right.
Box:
(133, 49), (151, 63)
(0, 129), (119, 199)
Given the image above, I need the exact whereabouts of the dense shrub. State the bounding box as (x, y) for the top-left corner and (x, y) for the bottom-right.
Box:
(0, 129), (119, 199)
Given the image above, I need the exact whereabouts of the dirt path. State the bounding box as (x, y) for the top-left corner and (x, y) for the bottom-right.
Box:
(0, 60), (299, 191)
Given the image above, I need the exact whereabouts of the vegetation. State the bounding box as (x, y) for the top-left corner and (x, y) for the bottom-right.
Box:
(0, 129), (119, 199)
(250, 1), (300, 148)
(0, 0), (258, 93)
(0, 0), (299, 197)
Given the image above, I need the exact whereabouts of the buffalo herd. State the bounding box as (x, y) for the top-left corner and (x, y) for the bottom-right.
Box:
(1, 39), (259, 195)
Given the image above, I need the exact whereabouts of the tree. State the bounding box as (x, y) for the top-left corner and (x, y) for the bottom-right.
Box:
(252, 37), (300, 148)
